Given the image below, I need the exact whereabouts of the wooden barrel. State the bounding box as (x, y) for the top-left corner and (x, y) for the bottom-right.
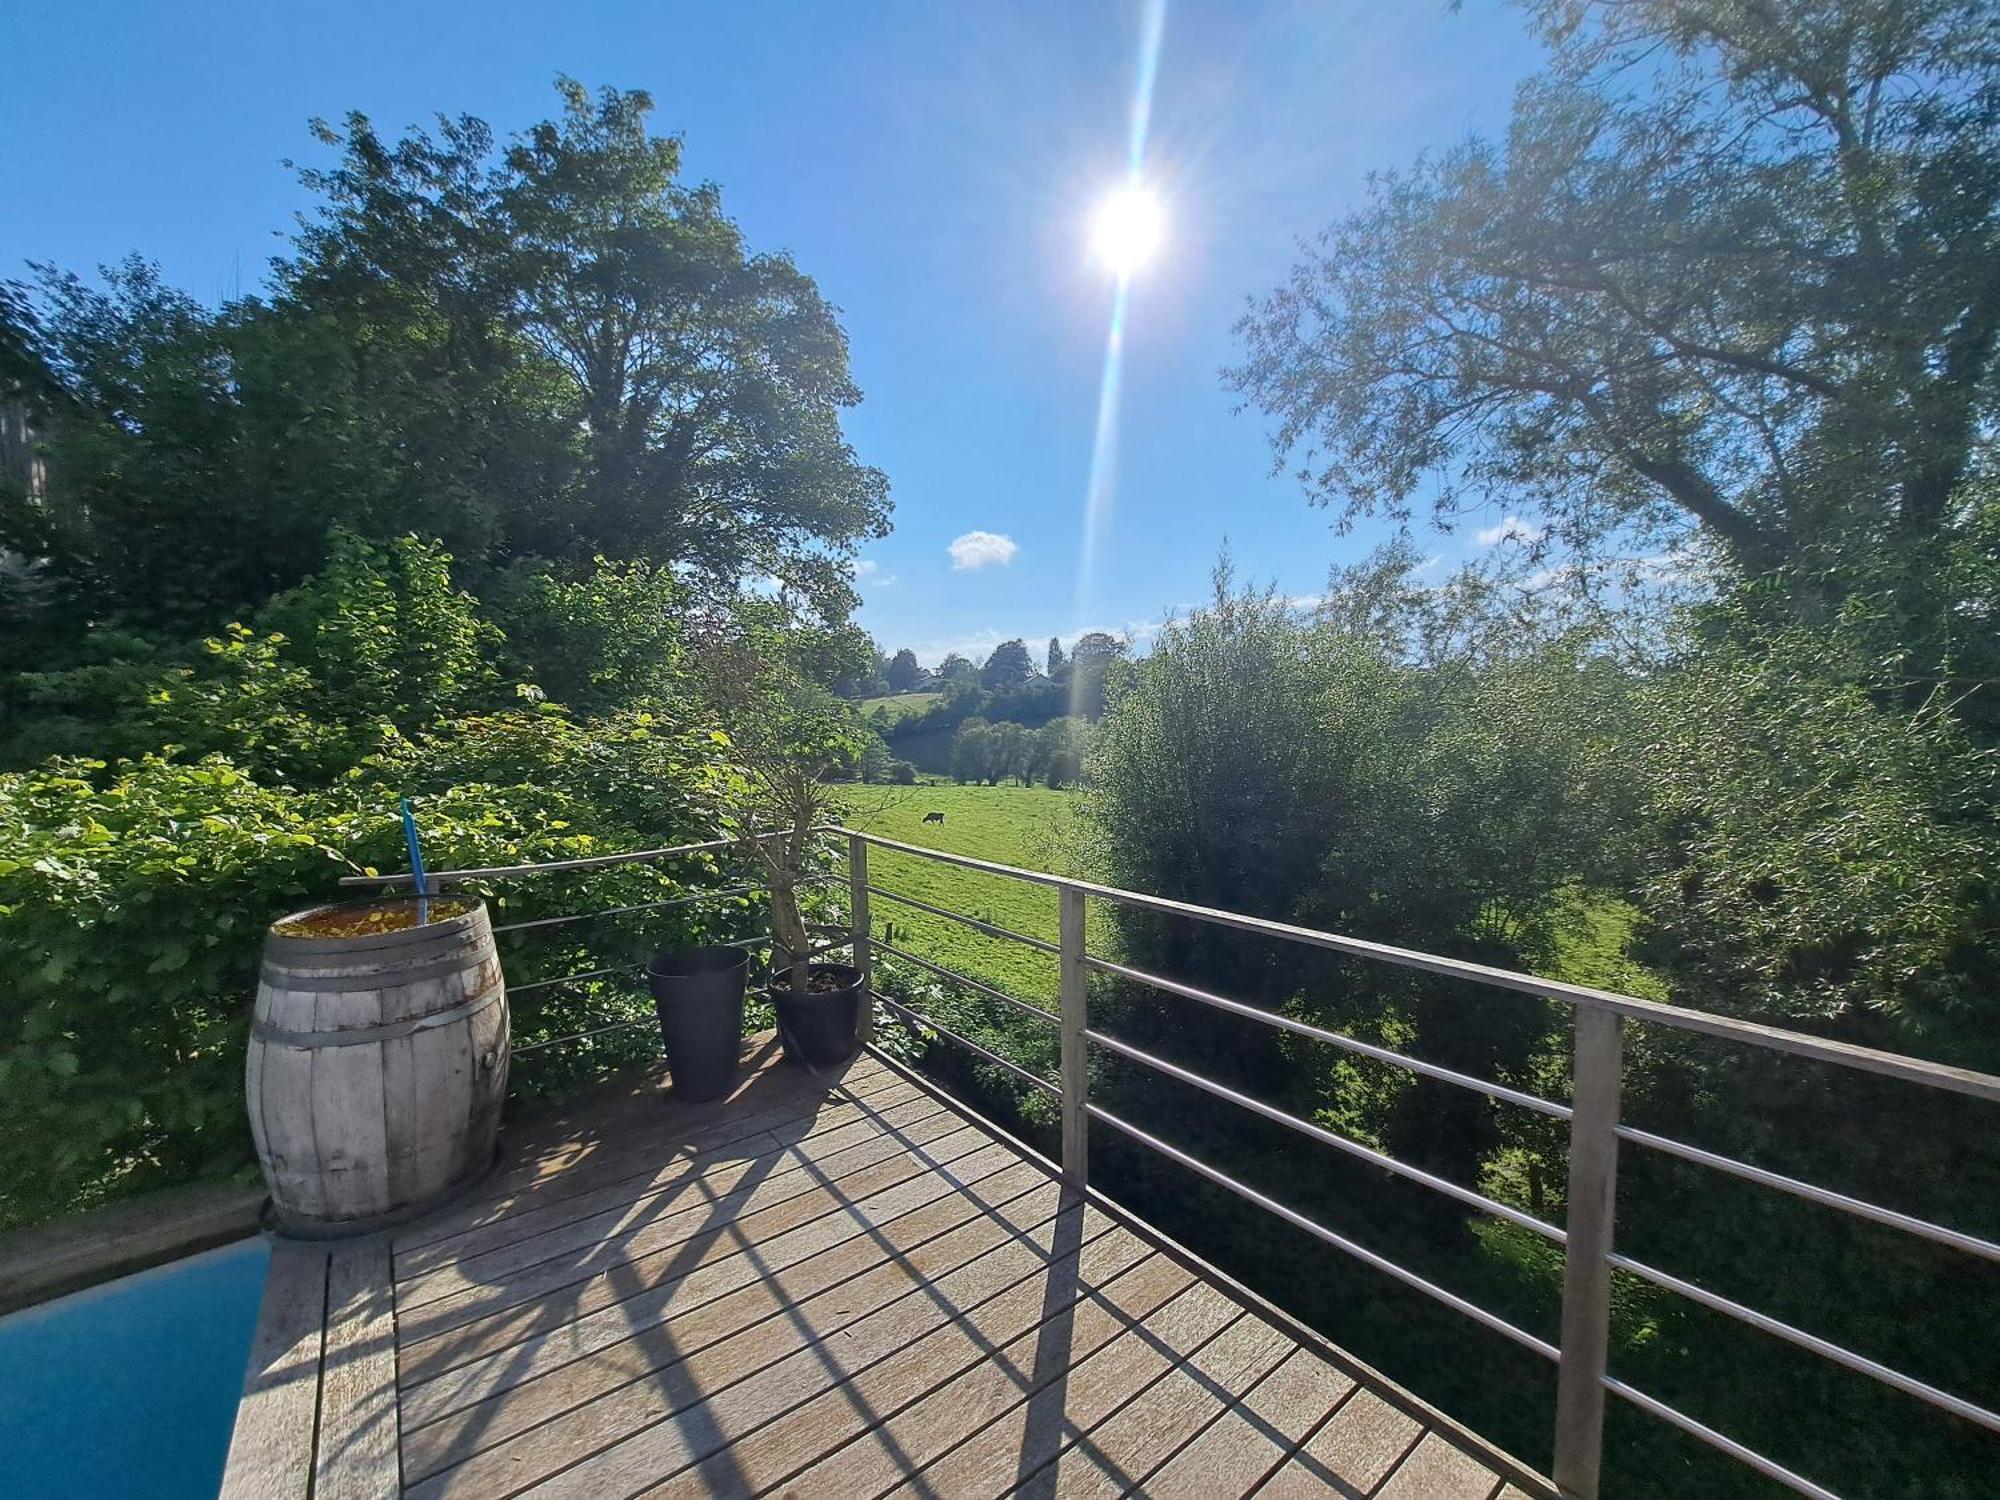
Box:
(247, 897), (509, 1234)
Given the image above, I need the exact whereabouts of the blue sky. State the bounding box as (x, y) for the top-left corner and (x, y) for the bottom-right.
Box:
(4, 1), (1547, 666)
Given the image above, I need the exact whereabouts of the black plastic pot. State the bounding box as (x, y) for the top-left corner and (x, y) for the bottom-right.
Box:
(770, 962), (864, 1072)
(646, 945), (750, 1102)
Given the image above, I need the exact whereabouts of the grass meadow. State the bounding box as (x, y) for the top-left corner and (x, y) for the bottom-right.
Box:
(858, 690), (943, 723)
(840, 782), (1074, 1005)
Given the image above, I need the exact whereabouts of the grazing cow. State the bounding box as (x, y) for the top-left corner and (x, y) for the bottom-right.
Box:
(922, 811), (946, 825)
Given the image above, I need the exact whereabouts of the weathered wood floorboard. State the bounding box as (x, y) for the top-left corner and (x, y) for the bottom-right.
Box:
(401, 1167), (1064, 1477)
(219, 1040), (1547, 1499)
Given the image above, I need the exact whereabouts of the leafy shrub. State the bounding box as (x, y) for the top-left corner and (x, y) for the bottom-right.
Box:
(0, 706), (739, 1230)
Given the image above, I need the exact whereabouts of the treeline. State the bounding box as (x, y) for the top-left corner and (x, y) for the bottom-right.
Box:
(0, 81), (883, 1228)
(865, 632), (1128, 774)
(949, 715), (1092, 787)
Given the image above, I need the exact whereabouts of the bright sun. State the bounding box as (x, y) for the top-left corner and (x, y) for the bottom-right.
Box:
(1091, 185), (1164, 275)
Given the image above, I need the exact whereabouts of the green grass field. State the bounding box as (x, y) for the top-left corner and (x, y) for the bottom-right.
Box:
(858, 690), (943, 724)
(837, 781), (1663, 1014)
(841, 783), (1073, 1003)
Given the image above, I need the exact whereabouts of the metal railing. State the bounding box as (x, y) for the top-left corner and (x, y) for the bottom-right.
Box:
(338, 823), (2000, 1498)
(836, 828), (2000, 1500)
(339, 827), (849, 1060)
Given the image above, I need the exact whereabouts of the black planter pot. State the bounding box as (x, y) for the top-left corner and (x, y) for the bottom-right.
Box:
(770, 962), (864, 1072)
(646, 945), (750, 1102)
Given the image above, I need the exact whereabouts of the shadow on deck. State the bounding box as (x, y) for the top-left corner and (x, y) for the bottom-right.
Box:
(220, 1036), (1552, 1499)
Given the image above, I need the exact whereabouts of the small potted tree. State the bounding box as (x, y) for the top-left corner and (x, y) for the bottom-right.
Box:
(698, 605), (870, 1070)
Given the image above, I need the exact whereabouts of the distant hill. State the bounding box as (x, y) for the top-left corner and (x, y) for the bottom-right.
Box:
(858, 690), (944, 724)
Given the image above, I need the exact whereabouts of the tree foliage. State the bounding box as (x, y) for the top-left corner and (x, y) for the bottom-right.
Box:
(1233, 0), (2000, 590)
(2, 79), (889, 640)
(884, 647), (923, 692)
(979, 637), (1034, 689)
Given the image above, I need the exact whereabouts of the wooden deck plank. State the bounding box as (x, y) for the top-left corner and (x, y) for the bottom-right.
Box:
(1253, 1384), (1425, 1497)
(732, 1238), (1189, 1500)
(881, 1282), (1244, 1499)
(396, 1125), (1008, 1385)
(394, 1090), (945, 1293)
(400, 1165), (1053, 1431)
(315, 1240), (401, 1500)
(638, 1216), (1159, 1500)
(1022, 1309), (1297, 1496)
(1374, 1431), (1507, 1500)
(516, 1200), (1126, 1500)
(401, 1166), (1062, 1477)
(472, 1040), (875, 1181)
(406, 1140), (1040, 1498)
(395, 1119), (997, 1351)
(1137, 1346), (1358, 1497)
(224, 1039), (1553, 1500)
(219, 1240), (329, 1500)
(394, 1072), (923, 1272)
(401, 1053), (909, 1248)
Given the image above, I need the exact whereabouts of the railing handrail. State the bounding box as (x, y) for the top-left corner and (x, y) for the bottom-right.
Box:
(315, 819), (1997, 1496)
(337, 825), (842, 889)
(838, 823), (2000, 1500)
(837, 827), (2000, 1105)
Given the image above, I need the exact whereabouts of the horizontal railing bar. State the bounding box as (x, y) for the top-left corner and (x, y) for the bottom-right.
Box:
(1085, 1101), (1560, 1361)
(1602, 1377), (1841, 1500)
(491, 885), (759, 934)
(874, 940), (1060, 1028)
(866, 885), (1060, 954)
(509, 963), (636, 995)
(1617, 1125), (2000, 1265)
(842, 830), (1068, 888)
(341, 826), (840, 889)
(838, 829), (2000, 1104)
(1085, 953), (1571, 1120)
(1084, 1027), (1564, 1243)
(1605, 1252), (2000, 1434)
(512, 1017), (653, 1056)
(873, 994), (1060, 1097)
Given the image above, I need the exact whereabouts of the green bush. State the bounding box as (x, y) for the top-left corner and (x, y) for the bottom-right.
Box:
(0, 707), (741, 1230)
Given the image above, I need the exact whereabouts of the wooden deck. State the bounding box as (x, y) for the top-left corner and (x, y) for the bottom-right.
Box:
(220, 1035), (1551, 1499)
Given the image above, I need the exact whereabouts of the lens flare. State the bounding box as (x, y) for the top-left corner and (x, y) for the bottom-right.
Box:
(1071, 0), (1168, 709)
(1092, 185), (1164, 275)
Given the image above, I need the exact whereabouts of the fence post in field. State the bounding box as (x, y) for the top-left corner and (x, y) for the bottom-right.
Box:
(848, 834), (872, 1044)
(1553, 1005), (1623, 1498)
(1058, 883), (1088, 1189)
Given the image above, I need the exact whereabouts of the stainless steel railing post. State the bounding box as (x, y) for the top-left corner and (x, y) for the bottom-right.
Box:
(849, 833), (873, 1044)
(1058, 883), (1089, 1189)
(1553, 1006), (1623, 1498)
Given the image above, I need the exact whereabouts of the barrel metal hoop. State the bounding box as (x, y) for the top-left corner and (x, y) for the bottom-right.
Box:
(260, 949), (495, 993)
(250, 982), (507, 1048)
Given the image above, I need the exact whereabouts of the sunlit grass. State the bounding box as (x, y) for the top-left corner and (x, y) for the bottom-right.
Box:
(840, 783), (1073, 1003)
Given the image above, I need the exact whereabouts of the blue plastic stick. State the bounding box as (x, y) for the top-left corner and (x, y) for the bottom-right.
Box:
(400, 798), (431, 924)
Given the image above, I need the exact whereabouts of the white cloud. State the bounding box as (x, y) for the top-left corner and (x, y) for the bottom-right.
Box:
(947, 531), (1019, 571)
(1474, 516), (1548, 547)
(853, 558), (898, 587)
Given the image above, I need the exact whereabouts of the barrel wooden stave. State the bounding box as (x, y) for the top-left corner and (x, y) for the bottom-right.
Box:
(247, 901), (508, 1233)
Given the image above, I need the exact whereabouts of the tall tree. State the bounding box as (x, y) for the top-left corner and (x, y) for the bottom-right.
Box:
(1232, 0), (2000, 598)
(1046, 636), (1066, 677)
(1066, 630), (1126, 718)
(885, 647), (923, 692)
(980, 637), (1034, 688)
(286, 78), (891, 617)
